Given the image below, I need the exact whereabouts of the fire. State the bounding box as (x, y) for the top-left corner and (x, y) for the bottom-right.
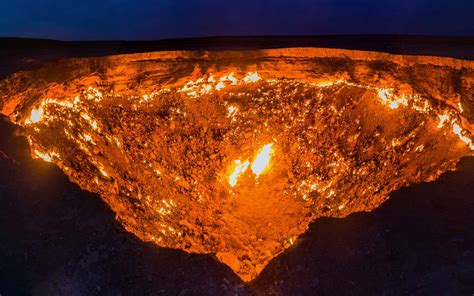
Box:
(98, 166), (109, 177)
(207, 75), (215, 83)
(437, 114), (450, 128)
(376, 90), (473, 151)
(220, 72), (238, 84)
(83, 133), (95, 144)
(180, 71), (260, 97)
(436, 114), (474, 150)
(228, 159), (250, 187)
(312, 79), (344, 87)
(453, 123), (462, 134)
(26, 107), (44, 124)
(227, 105), (239, 119)
(251, 143), (274, 177)
(227, 143), (274, 187)
(452, 123), (474, 149)
(85, 87), (103, 102)
(243, 72), (261, 83)
(33, 149), (59, 162)
(215, 81), (225, 91)
(33, 149), (52, 162)
(377, 89), (408, 109)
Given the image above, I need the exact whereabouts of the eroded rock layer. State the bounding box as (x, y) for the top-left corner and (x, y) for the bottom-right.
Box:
(1, 48), (473, 281)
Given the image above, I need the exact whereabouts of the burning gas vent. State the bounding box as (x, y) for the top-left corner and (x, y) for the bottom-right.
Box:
(1, 48), (473, 281)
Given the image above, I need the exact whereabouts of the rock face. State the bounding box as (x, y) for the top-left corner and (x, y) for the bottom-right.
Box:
(1, 48), (473, 281)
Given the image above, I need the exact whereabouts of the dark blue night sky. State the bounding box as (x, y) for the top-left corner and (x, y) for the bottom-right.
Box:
(1, 0), (473, 40)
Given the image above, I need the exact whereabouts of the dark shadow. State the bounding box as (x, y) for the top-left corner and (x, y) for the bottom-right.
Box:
(2, 114), (474, 295)
(252, 156), (474, 295)
(0, 117), (250, 296)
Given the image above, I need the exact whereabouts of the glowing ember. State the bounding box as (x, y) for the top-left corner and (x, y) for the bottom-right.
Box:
(98, 165), (109, 177)
(251, 143), (274, 177)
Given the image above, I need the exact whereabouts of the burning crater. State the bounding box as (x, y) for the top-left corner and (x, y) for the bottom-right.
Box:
(1, 48), (473, 281)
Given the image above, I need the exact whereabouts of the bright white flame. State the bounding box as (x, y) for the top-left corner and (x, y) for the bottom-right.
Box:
(453, 123), (462, 134)
(28, 107), (44, 124)
(34, 150), (51, 162)
(437, 114), (450, 128)
(243, 72), (261, 83)
(251, 143), (274, 177)
(215, 81), (225, 91)
(378, 89), (408, 109)
(91, 120), (98, 130)
(86, 87), (103, 102)
(390, 101), (399, 109)
(33, 149), (59, 162)
(200, 84), (212, 95)
(207, 75), (215, 83)
(220, 72), (238, 84)
(452, 123), (473, 149)
(83, 134), (94, 143)
(227, 105), (239, 118)
(229, 159), (250, 187)
(437, 115), (474, 150)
